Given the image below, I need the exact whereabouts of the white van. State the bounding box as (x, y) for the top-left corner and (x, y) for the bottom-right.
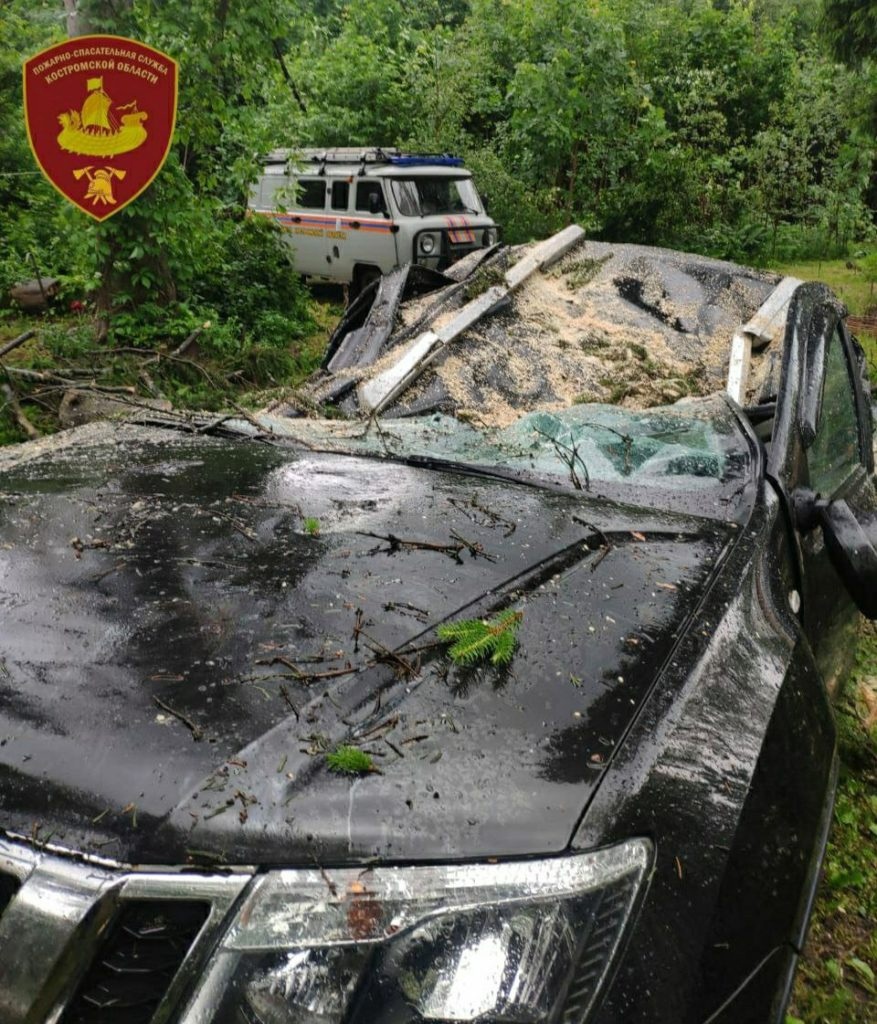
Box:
(248, 147), (499, 296)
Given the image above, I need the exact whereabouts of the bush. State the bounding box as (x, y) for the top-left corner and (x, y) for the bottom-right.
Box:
(197, 217), (314, 349)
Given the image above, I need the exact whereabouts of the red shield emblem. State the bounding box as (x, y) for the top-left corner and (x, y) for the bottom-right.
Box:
(23, 35), (178, 221)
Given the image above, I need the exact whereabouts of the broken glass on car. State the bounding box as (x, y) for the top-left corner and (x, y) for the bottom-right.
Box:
(267, 393), (751, 518)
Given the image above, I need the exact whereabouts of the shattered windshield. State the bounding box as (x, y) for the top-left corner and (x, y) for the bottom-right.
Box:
(266, 394), (752, 519)
(390, 177), (482, 216)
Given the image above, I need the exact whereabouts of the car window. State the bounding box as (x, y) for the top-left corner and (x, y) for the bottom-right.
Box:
(258, 173), (288, 208)
(296, 178), (327, 209)
(808, 327), (862, 496)
(331, 180), (350, 211)
(389, 177), (481, 216)
(356, 181), (386, 213)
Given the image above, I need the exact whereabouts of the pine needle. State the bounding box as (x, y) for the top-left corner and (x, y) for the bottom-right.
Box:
(437, 610), (523, 666)
(326, 744), (376, 776)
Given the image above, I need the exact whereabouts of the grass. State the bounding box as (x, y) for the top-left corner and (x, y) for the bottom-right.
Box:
(771, 256), (877, 380)
(770, 257), (876, 321)
(788, 622), (877, 1024)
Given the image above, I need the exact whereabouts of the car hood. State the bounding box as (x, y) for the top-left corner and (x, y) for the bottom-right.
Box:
(0, 427), (737, 866)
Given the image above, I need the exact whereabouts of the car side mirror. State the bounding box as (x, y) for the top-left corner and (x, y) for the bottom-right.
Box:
(793, 488), (877, 618)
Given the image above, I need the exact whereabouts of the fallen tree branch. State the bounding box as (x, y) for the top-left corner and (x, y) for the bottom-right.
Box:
(4, 367), (136, 393)
(0, 329), (36, 359)
(1, 383), (40, 439)
(254, 655), (362, 684)
(171, 323), (207, 358)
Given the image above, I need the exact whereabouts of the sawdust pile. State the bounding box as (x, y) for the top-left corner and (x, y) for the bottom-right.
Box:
(377, 240), (779, 427)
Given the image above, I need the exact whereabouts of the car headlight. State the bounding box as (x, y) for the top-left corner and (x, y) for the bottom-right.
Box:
(180, 839), (651, 1024)
(482, 228), (497, 246)
(419, 233), (436, 255)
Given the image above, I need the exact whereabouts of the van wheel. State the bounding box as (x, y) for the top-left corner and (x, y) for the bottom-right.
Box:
(350, 266), (381, 304)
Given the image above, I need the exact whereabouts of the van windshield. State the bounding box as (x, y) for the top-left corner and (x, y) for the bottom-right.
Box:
(390, 177), (482, 217)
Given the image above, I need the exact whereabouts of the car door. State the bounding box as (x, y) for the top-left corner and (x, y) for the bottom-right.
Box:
(768, 283), (877, 689)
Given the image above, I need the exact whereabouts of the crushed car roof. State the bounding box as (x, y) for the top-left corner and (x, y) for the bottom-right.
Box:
(283, 233), (785, 426)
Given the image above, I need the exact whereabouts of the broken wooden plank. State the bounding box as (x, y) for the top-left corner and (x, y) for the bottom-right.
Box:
(359, 332), (442, 413)
(434, 285), (507, 342)
(358, 226), (587, 415)
(741, 275), (802, 350)
(505, 224), (585, 289)
(727, 276), (802, 403)
(726, 331), (752, 405)
(326, 265), (411, 372)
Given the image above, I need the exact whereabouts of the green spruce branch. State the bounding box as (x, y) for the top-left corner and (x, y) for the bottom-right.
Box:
(437, 610), (523, 667)
(326, 744), (376, 776)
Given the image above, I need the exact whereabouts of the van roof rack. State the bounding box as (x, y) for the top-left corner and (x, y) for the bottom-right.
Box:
(262, 148), (464, 172)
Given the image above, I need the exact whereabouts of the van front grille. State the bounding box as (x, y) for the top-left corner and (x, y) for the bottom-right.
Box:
(60, 900), (210, 1024)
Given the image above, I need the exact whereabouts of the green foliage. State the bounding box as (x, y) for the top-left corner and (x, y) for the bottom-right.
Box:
(822, 0), (877, 68)
(437, 610), (523, 667)
(326, 744), (376, 776)
(196, 217), (314, 351)
(0, 3), (78, 296)
(789, 623), (877, 1023)
(384, 0), (876, 256)
(303, 516), (320, 536)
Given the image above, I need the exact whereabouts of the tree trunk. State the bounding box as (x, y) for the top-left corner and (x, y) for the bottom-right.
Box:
(63, 0), (79, 36)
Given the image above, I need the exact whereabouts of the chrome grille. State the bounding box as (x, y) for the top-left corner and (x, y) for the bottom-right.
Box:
(0, 835), (252, 1024)
(59, 900), (210, 1024)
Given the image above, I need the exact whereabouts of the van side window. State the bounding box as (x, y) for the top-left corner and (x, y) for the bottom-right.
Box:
(296, 179), (327, 209)
(331, 181), (350, 210)
(258, 167), (288, 208)
(356, 181), (386, 213)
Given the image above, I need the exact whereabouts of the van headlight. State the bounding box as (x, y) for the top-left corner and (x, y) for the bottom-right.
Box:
(419, 233), (437, 255)
(180, 840), (651, 1024)
(482, 228), (497, 246)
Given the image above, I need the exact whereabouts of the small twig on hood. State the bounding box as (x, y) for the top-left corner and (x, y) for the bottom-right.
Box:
(153, 696), (204, 741)
(534, 426), (590, 491)
(449, 529), (497, 562)
(357, 531), (464, 563)
(255, 655), (363, 684)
